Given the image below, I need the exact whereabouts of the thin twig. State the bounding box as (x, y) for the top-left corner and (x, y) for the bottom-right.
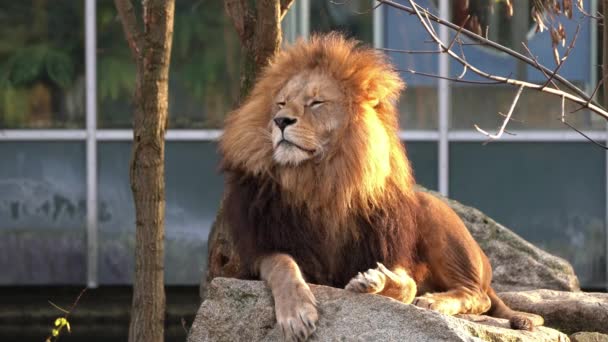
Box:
(521, 42), (560, 90)
(378, 48), (442, 54)
(586, 76), (605, 106)
(498, 111), (524, 123)
(377, 0), (599, 108)
(558, 94), (607, 148)
(456, 37), (468, 79)
(48, 301), (70, 315)
(394, 0), (608, 124)
(542, 24), (581, 88)
(445, 15), (470, 52)
(561, 95), (566, 122)
(474, 85), (525, 140)
(399, 69), (504, 84)
(114, 0), (143, 59)
(562, 121), (608, 148)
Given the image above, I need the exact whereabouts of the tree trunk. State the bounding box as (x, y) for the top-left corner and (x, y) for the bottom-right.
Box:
(202, 0), (293, 299)
(114, 1), (175, 341)
(225, 0), (294, 98)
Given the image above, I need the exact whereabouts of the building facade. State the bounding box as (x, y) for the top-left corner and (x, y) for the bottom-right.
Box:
(0, 0), (605, 290)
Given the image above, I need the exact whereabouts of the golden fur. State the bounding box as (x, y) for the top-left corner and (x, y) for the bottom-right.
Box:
(221, 33), (413, 226)
(220, 33), (542, 341)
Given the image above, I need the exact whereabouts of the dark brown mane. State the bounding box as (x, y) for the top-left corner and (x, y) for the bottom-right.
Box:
(224, 169), (420, 287)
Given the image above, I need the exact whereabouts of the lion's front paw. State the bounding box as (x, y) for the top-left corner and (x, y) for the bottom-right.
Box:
(275, 282), (318, 342)
(345, 263), (388, 294)
(413, 293), (460, 316)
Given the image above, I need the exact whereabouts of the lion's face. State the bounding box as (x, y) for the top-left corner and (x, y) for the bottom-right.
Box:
(221, 34), (413, 213)
(270, 72), (345, 166)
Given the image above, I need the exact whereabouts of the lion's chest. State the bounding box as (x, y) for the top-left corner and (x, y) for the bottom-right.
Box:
(226, 173), (400, 288)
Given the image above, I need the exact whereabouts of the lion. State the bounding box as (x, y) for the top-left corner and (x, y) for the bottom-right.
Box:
(219, 33), (543, 341)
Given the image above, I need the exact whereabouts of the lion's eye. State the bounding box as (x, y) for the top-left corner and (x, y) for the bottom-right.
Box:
(310, 100), (325, 108)
(277, 102), (286, 108)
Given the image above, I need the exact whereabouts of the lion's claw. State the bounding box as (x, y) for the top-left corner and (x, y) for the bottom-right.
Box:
(345, 263), (388, 294)
(275, 283), (318, 341)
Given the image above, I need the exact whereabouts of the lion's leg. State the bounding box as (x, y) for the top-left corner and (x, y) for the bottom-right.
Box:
(345, 262), (417, 304)
(414, 286), (491, 316)
(259, 253), (318, 342)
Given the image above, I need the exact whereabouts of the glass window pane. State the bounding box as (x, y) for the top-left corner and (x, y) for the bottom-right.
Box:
(98, 142), (223, 284)
(385, 1), (439, 129)
(309, 1), (373, 43)
(406, 141), (438, 191)
(0, 2), (85, 128)
(449, 0), (598, 130)
(0, 142), (86, 284)
(450, 142), (606, 289)
(97, 1), (241, 128)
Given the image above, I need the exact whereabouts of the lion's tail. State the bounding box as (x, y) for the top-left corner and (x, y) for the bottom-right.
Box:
(486, 287), (544, 331)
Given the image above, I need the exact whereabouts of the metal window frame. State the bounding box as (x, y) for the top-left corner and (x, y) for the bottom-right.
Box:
(438, 0), (450, 196)
(85, 0), (98, 288)
(0, 0), (605, 289)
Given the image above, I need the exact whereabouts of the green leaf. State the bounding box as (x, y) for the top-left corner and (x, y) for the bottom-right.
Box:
(7, 46), (46, 86)
(46, 50), (74, 88)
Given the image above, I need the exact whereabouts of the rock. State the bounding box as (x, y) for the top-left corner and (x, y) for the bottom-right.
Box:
(499, 290), (608, 335)
(189, 278), (569, 342)
(419, 187), (580, 292)
(569, 332), (608, 342)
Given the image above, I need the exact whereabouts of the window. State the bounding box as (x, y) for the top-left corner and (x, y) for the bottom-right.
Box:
(386, 0), (439, 130)
(0, 2), (85, 128)
(450, 142), (606, 288)
(447, 0), (598, 130)
(0, 142), (86, 284)
(98, 142), (222, 284)
(310, 0), (373, 43)
(97, 1), (241, 128)
(406, 142), (438, 190)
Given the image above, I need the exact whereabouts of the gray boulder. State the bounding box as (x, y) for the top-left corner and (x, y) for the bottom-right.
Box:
(420, 187), (580, 292)
(499, 290), (608, 335)
(569, 332), (608, 342)
(189, 278), (569, 342)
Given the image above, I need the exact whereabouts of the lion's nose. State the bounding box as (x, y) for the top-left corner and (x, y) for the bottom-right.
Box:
(274, 116), (297, 131)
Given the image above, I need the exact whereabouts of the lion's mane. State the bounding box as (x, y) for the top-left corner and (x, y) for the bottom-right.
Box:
(220, 34), (423, 287)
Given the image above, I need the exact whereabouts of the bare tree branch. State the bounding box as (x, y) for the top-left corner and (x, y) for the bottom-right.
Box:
(521, 42), (561, 90)
(561, 95), (608, 148)
(395, 0), (608, 129)
(445, 15), (470, 52)
(474, 85), (525, 140)
(280, 0), (295, 20)
(114, 0), (143, 59)
(399, 69), (505, 84)
(224, 0), (291, 100)
(225, 0), (253, 44)
(378, 48), (442, 54)
(377, 0), (599, 108)
(542, 24), (580, 88)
